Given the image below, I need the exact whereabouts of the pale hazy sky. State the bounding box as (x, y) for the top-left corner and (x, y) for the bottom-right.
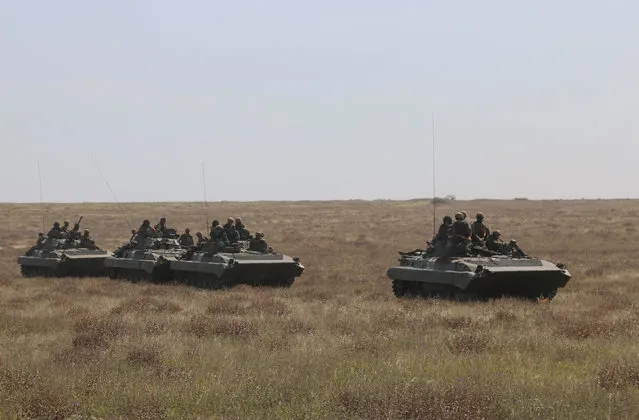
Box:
(1, 1), (637, 203)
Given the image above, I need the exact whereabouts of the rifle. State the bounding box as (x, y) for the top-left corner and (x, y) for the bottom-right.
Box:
(69, 216), (84, 241)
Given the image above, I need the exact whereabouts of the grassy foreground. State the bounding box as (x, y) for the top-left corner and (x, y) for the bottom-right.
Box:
(1, 199), (638, 418)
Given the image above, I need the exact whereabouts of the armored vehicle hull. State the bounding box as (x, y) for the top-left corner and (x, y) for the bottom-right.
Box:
(104, 237), (186, 283)
(388, 251), (571, 301)
(18, 241), (109, 278)
(171, 247), (304, 289)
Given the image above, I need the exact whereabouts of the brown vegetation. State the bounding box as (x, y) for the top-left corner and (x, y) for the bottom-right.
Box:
(1, 199), (639, 418)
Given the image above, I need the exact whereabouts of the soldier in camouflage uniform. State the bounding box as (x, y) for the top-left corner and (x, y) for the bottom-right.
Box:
(137, 220), (156, 238)
(80, 230), (98, 249)
(451, 212), (471, 242)
(249, 232), (269, 252)
(210, 220), (228, 247)
(235, 217), (252, 240)
(195, 232), (208, 247)
(471, 212), (490, 245)
(436, 216), (453, 241)
(36, 232), (45, 249)
(47, 222), (64, 239)
(154, 218), (167, 234)
(486, 231), (525, 256)
(61, 221), (70, 235)
(26, 233), (46, 254)
(223, 217), (240, 244)
(68, 221), (81, 240)
(179, 228), (194, 247)
(486, 230), (507, 253)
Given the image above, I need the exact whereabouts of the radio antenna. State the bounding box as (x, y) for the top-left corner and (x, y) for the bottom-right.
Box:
(37, 157), (45, 233)
(432, 111), (436, 236)
(93, 159), (132, 231)
(201, 161), (209, 233)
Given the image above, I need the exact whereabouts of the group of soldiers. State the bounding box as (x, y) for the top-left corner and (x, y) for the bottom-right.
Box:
(32, 219), (97, 250)
(134, 216), (270, 253)
(34, 212), (516, 256)
(435, 211), (518, 254)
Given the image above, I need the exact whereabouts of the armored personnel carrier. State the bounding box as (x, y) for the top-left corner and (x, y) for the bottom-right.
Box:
(18, 237), (109, 278)
(170, 240), (304, 289)
(387, 239), (571, 301)
(104, 229), (187, 283)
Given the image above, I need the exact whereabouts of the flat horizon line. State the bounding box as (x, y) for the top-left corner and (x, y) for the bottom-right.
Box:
(1, 197), (638, 205)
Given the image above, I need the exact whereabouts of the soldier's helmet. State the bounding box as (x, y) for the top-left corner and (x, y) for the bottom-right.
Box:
(131, 229), (137, 235)
(83, 229), (89, 235)
(235, 217), (242, 223)
(196, 232), (202, 237)
(461, 211), (468, 219)
(255, 232), (264, 239)
(476, 212), (484, 220)
(63, 221), (70, 226)
(493, 230), (501, 237)
(142, 219), (150, 226)
(443, 215), (452, 223)
(160, 217), (166, 223)
(185, 228), (190, 233)
(38, 232), (44, 237)
(54, 222), (60, 227)
(454, 212), (463, 220)
(227, 217), (235, 224)
(212, 220), (219, 227)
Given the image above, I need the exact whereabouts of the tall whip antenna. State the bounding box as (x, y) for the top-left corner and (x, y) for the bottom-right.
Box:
(432, 111), (436, 236)
(37, 157), (45, 233)
(93, 159), (132, 231)
(201, 161), (209, 233)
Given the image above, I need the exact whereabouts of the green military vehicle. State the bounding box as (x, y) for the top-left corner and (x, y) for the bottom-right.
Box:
(18, 237), (109, 278)
(104, 229), (186, 283)
(387, 239), (571, 301)
(171, 240), (305, 289)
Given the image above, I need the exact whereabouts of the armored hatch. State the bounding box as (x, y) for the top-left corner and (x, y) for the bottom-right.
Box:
(387, 240), (571, 301)
(17, 237), (109, 278)
(104, 229), (187, 283)
(170, 240), (305, 289)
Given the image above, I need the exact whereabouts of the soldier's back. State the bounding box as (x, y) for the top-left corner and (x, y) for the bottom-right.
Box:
(249, 238), (268, 252)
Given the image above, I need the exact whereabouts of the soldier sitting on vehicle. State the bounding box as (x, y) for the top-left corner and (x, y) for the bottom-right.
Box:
(154, 218), (167, 234)
(26, 233), (46, 254)
(61, 221), (70, 236)
(223, 217), (240, 244)
(486, 231), (526, 256)
(249, 232), (269, 252)
(235, 217), (252, 240)
(68, 222), (81, 240)
(451, 212), (472, 242)
(47, 222), (64, 239)
(80, 230), (98, 250)
(485, 230), (514, 252)
(137, 220), (156, 238)
(486, 230), (504, 251)
(436, 216), (453, 242)
(210, 220), (227, 245)
(471, 212), (490, 245)
(195, 232), (208, 247)
(36, 232), (45, 248)
(179, 228), (194, 247)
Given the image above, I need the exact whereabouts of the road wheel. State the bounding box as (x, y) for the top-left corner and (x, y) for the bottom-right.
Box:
(392, 279), (407, 297)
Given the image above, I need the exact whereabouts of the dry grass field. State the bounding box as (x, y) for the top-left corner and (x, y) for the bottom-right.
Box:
(0, 199), (638, 419)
